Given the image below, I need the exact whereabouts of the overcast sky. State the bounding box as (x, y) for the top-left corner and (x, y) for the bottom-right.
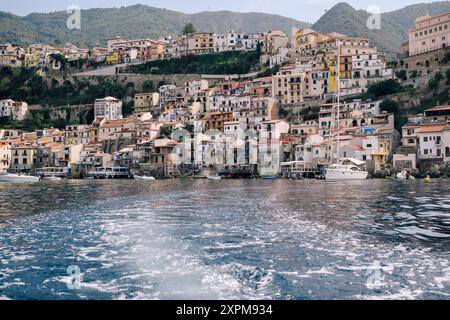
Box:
(0, 0), (441, 23)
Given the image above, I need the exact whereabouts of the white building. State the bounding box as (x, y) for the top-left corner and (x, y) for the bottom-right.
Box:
(0, 99), (31, 121)
(0, 143), (11, 172)
(259, 120), (290, 176)
(417, 125), (445, 160)
(94, 97), (123, 121)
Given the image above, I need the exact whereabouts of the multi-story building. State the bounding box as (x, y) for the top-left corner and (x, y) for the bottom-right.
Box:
(65, 125), (91, 145)
(417, 124), (446, 160)
(259, 120), (290, 176)
(260, 31), (289, 56)
(10, 143), (37, 173)
(272, 65), (308, 105)
(0, 143), (10, 172)
(188, 33), (215, 55)
(409, 13), (450, 56)
(134, 92), (160, 114)
(293, 29), (331, 52)
(204, 112), (233, 132)
(0, 99), (31, 121)
(0, 43), (25, 66)
(94, 97), (123, 121)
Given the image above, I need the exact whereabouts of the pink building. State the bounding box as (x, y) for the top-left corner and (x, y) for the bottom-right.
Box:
(409, 12), (450, 56)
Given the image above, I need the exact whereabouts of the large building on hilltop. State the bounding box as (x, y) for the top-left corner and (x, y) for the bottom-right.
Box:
(409, 12), (450, 56)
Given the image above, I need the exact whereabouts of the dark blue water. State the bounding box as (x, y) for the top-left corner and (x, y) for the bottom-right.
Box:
(1, 179), (450, 300)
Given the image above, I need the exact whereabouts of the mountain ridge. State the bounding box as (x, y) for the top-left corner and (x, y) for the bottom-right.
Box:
(3, 2), (450, 53)
(0, 4), (310, 47)
(313, 1), (450, 53)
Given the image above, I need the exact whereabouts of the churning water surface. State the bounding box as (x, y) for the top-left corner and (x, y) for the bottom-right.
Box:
(1, 179), (450, 300)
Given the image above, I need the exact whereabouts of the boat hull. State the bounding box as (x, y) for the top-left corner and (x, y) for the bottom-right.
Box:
(325, 169), (368, 181)
(0, 174), (40, 183)
(134, 176), (156, 181)
(396, 172), (416, 180)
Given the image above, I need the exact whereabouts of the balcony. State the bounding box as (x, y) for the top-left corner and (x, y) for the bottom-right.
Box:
(419, 154), (443, 160)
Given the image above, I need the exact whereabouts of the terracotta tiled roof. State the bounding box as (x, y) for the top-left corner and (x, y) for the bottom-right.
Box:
(418, 125), (446, 133)
(425, 105), (450, 112)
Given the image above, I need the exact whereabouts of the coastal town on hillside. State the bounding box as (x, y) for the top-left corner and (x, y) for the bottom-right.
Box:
(1, 12), (450, 180)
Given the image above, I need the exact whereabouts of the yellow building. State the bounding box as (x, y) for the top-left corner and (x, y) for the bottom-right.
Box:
(327, 58), (338, 93)
(134, 92), (160, 113)
(340, 55), (353, 79)
(23, 53), (40, 67)
(106, 52), (119, 65)
(294, 29), (330, 51)
(152, 43), (165, 60)
(10, 144), (37, 173)
(188, 33), (215, 54)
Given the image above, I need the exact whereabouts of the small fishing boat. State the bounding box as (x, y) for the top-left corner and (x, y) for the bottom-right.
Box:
(0, 173), (40, 183)
(207, 176), (221, 181)
(396, 170), (416, 180)
(134, 175), (156, 181)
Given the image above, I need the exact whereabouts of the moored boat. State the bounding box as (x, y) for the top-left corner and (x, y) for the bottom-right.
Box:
(87, 167), (132, 179)
(207, 176), (221, 181)
(0, 173), (40, 183)
(396, 170), (416, 180)
(325, 162), (369, 181)
(134, 175), (156, 181)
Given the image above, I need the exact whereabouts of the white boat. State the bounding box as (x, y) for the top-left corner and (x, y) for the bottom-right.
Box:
(207, 176), (222, 181)
(325, 162), (369, 181)
(0, 174), (40, 183)
(396, 170), (416, 180)
(134, 175), (156, 181)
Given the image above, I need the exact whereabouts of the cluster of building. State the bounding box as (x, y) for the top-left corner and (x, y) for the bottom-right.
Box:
(6, 19), (450, 178)
(395, 105), (450, 172)
(0, 29), (290, 69)
(0, 42), (107, 70)
(2, 85), (450, 178)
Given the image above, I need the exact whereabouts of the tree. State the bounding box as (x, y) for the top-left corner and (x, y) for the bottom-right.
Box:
(442, 52), (450, 64)
(380, 99), (405, 132)
(183, 123), (194, 133)
(142, 80), (154, 91)
(428, 78), (439, 90)
(123, 101), (134, 117)
(395, 69), (407, 81)
(380, 99), (399, 114)
(434, 71), (444, 82)
(367, 79), (402, 98)
(446, 69), (450, 85)
(160, 126), (173, 138)
(182, 23), (196, 35)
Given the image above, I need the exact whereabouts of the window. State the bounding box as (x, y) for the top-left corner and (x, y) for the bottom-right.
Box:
(424, 137), (428, 142)
(424, 149), (429, 155)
